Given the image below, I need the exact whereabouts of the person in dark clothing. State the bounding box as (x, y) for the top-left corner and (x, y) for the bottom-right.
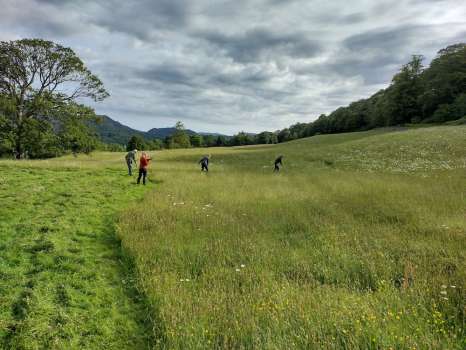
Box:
(137, 152), (151, 185)
(199, 155), (210, 172)
(274, 155), (283, 172)
(125, 149), (137, 175)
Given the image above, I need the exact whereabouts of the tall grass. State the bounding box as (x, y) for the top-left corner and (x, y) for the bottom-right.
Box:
(118, 126), (466, 349)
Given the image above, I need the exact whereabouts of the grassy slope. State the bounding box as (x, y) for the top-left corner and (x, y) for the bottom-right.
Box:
(0, 158), (153, 349)
(117, 125), (466, 349)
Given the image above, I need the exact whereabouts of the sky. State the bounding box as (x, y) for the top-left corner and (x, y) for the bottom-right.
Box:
(1, 0), (465, 134)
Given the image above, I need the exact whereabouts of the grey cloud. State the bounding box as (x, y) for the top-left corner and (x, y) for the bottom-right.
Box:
(199, 28), (322, 63)
(3, 0), (466, 134)
(89, 0), (189, 39)
(343, 25), (425, 52)
(135, 64), (196, 87)
(341, 13), (366, 24)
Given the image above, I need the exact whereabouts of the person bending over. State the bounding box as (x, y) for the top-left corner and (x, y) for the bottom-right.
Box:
(199, 155), (210, 172)
(137, 152), (151, 185)
(274, 155), (283, 172)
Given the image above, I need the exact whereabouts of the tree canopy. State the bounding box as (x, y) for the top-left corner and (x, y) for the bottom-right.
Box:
(0, 38), (108, 158)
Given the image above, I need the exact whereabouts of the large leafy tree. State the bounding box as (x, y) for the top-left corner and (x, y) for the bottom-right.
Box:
(171, 121), (191, 148)
(421, 43), (466, 120)
(386, 55), (425, 124)
(0, 38), (108, 158)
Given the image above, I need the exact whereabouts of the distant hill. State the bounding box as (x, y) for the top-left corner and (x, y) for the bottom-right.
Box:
(90, 116), (146, 145)
(90, 115), (228, 145)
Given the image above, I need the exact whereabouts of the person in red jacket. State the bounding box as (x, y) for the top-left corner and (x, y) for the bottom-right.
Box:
(137, 152), (151, 185)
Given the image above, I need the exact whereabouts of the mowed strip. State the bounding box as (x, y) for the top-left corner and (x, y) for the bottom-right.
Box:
(0, 162), (151, 349)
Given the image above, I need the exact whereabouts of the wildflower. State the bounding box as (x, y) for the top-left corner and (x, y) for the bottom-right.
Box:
(441, 285), (447, 289)
(442, 297), (448, 301)
(185, 279), (190, 282)
(235, 268), (240, 272)
(240, 264), (245, 268)
(450, 285), (456, 288)
(440, 290), (447, 295)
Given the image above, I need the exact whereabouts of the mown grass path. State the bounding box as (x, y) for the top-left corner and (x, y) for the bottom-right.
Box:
(0, 163), (151, 349)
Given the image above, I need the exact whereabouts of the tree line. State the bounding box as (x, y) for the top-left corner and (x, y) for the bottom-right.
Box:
(125, 122), (279, 151)
(1, 39), (464, 158)
(268, 43), (466, 142)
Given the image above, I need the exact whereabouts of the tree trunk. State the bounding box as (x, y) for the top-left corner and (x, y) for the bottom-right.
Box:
(15, 110), (24, 159)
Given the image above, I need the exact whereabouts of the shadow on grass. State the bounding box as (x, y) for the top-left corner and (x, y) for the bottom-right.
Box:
(102, 216), (166, 349)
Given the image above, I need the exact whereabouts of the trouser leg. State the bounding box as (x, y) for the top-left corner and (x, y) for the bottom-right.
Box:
(137, 169), (143, 184)
(127, 161), (132, 175)
(142, 169), (147, 185)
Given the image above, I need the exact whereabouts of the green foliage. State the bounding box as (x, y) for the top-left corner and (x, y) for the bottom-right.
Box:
(20, 118), (62, 158)
(421, 43), (466, 117)
(215, 135), (228, 146)
(0, 38), (108, 158)
(230, 131), (254, 146)
(386, 55), (425, 124)
(146, 138), (163, 150)
(126, 134), (146, 151)
(203, 134), (217, 147)
(257, 131), (278, 144)
(56, 103), (99, 155)
(99, 143), (126, 152)
(173, 121), (191, 148)
(190, 134), (204, 147)
(430, 93), (466, 122)
(164, 122), (191, 149)
(264, 43), (466, 145)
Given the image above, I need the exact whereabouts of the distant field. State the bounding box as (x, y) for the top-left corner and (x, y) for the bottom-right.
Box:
(1, 125), (465, 349)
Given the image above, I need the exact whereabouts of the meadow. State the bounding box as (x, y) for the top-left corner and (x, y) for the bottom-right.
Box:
(118, 125), (465, 349)
(0, 125), (465, 349)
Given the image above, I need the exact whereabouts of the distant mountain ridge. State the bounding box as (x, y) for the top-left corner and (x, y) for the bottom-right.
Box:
(90, 115), (228, 145)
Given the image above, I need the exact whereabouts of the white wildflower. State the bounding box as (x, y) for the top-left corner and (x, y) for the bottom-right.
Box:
(440, 290), (447, 295)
